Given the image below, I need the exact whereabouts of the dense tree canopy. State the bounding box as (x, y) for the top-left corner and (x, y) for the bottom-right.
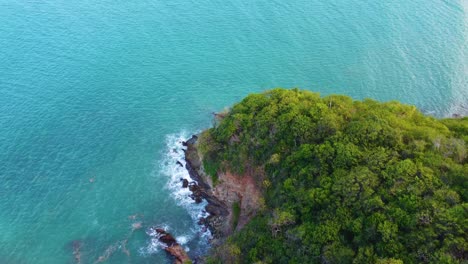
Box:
(201, 89), (467, 264)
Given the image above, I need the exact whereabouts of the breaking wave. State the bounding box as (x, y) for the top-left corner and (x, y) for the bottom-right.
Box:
(142, 131), (211, 257)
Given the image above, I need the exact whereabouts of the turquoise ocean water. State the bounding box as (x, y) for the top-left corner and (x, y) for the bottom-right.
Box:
(0, 1), (466, 263)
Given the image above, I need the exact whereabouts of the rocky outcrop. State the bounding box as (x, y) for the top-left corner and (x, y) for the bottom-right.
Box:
(181, 178), (189, 188)
(183, 135), (228, 241)
(183, 135), (261, 244)
(184, 136), (211, 190)
(153, 228), (191, 264)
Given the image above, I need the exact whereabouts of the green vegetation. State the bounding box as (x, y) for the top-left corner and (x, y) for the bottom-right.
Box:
(203, 158), (220, 185)
(232, 201), (241, 229)
(202, 89), (467, 264)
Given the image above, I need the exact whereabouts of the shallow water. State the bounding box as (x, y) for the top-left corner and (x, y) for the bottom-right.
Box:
(0, 0), (466, 263)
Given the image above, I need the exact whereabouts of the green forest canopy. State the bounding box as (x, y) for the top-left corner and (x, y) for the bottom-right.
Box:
(200, 88), (467, 264)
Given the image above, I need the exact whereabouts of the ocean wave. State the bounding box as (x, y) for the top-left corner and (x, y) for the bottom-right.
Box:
(160, 132), (210, 225)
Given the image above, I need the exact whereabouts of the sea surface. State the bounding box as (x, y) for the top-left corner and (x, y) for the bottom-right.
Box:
(0, 0), (466, 263)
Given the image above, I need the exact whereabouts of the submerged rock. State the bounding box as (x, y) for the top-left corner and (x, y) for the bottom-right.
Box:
(71, 240), (82, 264)
(132, 221), (143, 230)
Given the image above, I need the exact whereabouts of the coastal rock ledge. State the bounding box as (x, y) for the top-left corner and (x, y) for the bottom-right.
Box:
(183, 134), (262, 244)
(152, 228), (191, 264)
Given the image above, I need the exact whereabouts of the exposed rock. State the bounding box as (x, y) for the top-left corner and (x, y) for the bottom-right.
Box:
(166, 246), (191, 264)
(188, 182), (204, 203)
(182, 136), (197, 147)
(183, 134), (259, 245)
(205, 203), (227, 216)
(185, 147), (209, 190)
(212, 112), (227, 119)
(186, 135), (198, 145)
(153, 228), (191, 264)
(198, 217), (207, 225)
(156, 228), (177, 246)
(213, 170), (262, 230)
(181, 178), (189, 188)
(176, 161), (184, 167)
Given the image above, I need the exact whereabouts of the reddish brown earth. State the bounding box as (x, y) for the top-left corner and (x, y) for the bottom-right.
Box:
(212, 170), (262, 232)
(184, 135), (263, 242)
(155, 228), (191, 264)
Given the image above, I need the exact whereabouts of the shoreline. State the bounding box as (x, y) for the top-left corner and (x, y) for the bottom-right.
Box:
(183, 135), (230, 245)
(182, 133), (262, 248)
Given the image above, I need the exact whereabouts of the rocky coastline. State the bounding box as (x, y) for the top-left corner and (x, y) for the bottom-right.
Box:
(147, 134), (235, 264)
(182, 135), (230, 244)
(182, 134), (262, 245)
(158, 133), (262, 263)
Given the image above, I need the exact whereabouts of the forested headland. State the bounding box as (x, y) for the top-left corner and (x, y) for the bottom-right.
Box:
(197, 89), (467, 264)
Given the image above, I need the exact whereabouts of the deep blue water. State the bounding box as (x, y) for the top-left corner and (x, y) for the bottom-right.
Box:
(0, 1), (466, 263)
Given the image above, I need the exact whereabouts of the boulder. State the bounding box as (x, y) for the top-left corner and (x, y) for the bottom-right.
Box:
(181, 179), (189, 188)
(153, 228), (191, 264)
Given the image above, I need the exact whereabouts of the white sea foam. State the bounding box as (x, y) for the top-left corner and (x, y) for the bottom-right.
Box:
(176, 235), (189, 245)
(160, 132), (211, 224)
(142, 132), (212, 256)
(140, 225), (169, 255)
(146, 227), (166, 250)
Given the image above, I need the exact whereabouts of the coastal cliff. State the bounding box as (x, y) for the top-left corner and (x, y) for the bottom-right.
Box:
(184, 135), (262, 244)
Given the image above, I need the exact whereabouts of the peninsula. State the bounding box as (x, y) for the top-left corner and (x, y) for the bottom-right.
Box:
(183, 89), (467, 264)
